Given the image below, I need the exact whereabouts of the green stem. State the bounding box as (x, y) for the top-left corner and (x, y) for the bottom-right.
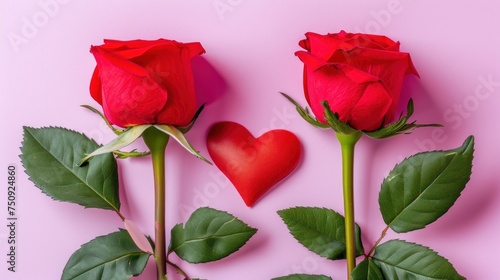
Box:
(114, 209), (125, 221)
(143, 127), (170, 280)
(336, 131), (362, 279)
(166, 252), (191, 280)
(367, 224), (390, 257)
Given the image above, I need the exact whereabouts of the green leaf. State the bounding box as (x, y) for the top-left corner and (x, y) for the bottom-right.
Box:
(62, 229), (150, 280)
(372, 240), (465, 280)
(154, 124), (211, 164)
(277, 207), (364, 260)
(364, 99), (441, 139)
(351, 258), (384, 280)
(20, 127), (120, 211)
(272, 274), (333, 280)
(379, 136), (474, 232)
(280, 92), (329, 129)
(79, 124), (151, 165)
(169, 207), (257, 263)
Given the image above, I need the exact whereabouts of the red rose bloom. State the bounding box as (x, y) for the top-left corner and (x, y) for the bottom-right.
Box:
(296, 31), (418, 131)
(90, 39), (205, 128)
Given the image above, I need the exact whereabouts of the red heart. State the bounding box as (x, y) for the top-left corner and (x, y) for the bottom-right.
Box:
(206, 121), (302, 207)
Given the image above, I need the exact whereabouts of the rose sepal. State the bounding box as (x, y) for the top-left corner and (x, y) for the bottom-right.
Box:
(177, 104), (205, 134)
(322, 101), (358, 135)
(283, 93), (440, 138)
(81, 105), (152, 159)
(79, 124), (211, 166)
(81, 105), (125, 135)
(363, 99), (441, 139)
(79, 125), (152, 165)
(80, 102), (210, 165)
(154, 124), (212, 164)
(321, 99), (440, 137)
(280, 92), (363, 135)
(113, 149), (151, 159)
(280, 92), (329, 129)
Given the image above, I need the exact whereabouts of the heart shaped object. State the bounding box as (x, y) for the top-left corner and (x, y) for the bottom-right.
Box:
(206, 121), (302, 206)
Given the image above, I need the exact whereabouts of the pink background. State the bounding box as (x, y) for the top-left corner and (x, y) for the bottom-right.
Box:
(1, 1), (500, 279)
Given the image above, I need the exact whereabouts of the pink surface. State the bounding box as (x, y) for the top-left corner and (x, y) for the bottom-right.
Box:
(1, 1), (499, 279)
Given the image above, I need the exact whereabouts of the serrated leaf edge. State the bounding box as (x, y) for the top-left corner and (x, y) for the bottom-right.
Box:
(380, 136), (474, 232)
(371, 239), (465, 280)
(169, 207), (257, 263)
(277, 207), (364, 259)
(20, 126), (120, 211)
(62, 229), (150, 280)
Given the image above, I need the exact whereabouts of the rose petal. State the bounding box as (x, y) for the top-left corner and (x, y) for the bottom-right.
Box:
(89, 67), (102, 105)
(336, 63), (381, 84)
(102, 38), (168, 51)
(295, 50), (329, 71)
(296, 51), (329, 108)
(91, 46), (149, 76)
(107, 40), (174, 60)
(299, 54), (392, 130)
(340, 49), (418, 122)
(305, 32), (355, 60)
(296, 31), (417, 130)
(91, 46), (168, 127)
(101, 39), (205, 61)
(298, 37), (310, 51)
(349, 82), (392, 131)
(348, 33), (398, 50)
(184, 42), (206, 58)
(300, 63), (366, 125)
(143, 43), (202, 126)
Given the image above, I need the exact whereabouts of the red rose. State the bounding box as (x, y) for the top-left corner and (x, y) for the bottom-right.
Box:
(296, 31), (418, 131)
(90, 39), (205, 128)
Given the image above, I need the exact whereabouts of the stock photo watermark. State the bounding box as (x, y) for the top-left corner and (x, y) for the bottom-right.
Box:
(281, 254), (326, 276)
(213, 0), (244, 21)
(213, 0), (408, 24)
(180, 171), (230, 218)
(352, 0), (407, 34)
(7, 0), (71, 53)
(411, 74), (498, 153)
(5, 165), (17, 273)
(256, 105), (298, 135)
